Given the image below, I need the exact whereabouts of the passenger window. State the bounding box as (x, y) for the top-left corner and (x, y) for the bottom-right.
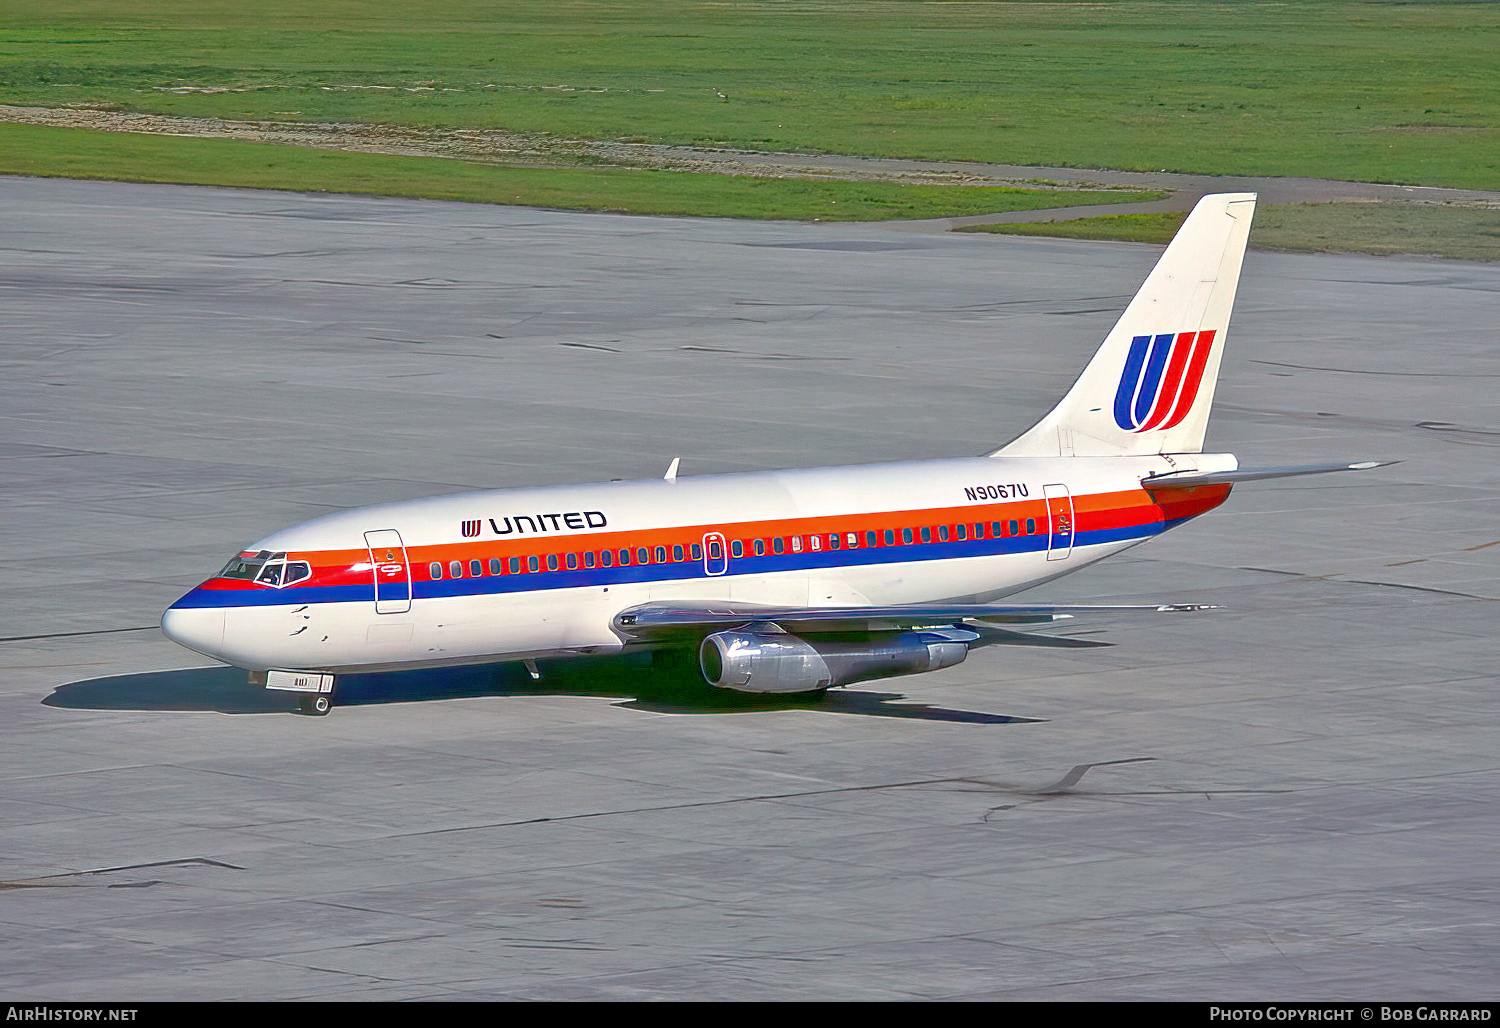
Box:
(754, 539), (765, 556)
(691, 543), (702, 561)
(547, 554), (559, 571)
(469, 559), (481, 578)
(449, 560), (462, 579)
(973, 523), (984, 538)
(921, 527), (932, 543)
(993, 521), (1003, 538)
(1009, 520), (1019, 537)
(566, 553), (578, 570)
(430, 562), (443, 580)
(527, 555), (539, 573)
(900, 528), (911, 545)
(791, 536), (802, 553)
(773, 538), (784, 554)
(637, 547), (649, 565)
(509, 556), (520, 574)
(866, 531), (877, 547)
(829, 533), (841, 550)
(584, 552), (595, 569)
(810, 535), (820, 551)
(732, 540), (744, 557)
(847, 533), (858, 548)
(1026, 518), (1036, 535)
(884, 529), (895, 546)
(956, 524), (967, 541)
(489, 557), (502, 576)
(672, 544), (683, 562)
(601, 550), (613, 567)
(619, 549), (631, 566)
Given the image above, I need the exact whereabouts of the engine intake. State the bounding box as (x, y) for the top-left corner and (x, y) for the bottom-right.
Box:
(699, 623), (973, 694)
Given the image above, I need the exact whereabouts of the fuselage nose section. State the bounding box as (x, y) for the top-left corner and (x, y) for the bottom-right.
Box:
(161, 599), (227, 660)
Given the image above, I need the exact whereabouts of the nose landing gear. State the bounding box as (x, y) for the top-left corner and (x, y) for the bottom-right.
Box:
(257, 670), (336, 717)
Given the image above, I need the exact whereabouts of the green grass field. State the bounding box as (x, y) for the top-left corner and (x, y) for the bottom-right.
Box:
(0, 122), (1160, 220)
(1, 1), (1496, 250)
(2, 1), (1496, 188)
(960, 203), (1500, 262)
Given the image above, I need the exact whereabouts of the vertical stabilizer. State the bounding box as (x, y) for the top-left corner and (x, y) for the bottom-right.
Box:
(993, 192), (1256, 457)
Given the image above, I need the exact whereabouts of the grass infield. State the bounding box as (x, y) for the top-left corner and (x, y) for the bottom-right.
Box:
(0, 122), (1159, 221)
(960, 204), (1500, 263)
(1, 1), (1495, 254)
(0, 0), (1495, 189)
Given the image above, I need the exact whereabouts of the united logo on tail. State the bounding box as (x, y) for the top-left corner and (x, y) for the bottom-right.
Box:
(1112, 330), (1217, 433)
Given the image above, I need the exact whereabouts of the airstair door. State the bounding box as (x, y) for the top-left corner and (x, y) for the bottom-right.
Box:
(364, 529), (412, 614)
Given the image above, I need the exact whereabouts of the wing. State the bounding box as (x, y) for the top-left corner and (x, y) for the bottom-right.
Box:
(612, 600), (1213, 639)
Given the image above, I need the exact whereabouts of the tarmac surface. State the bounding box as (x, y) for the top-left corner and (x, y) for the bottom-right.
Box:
(2, 176), (1497, 1001)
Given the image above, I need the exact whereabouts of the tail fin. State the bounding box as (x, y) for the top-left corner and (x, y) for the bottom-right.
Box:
(993, 192), (1256, 457)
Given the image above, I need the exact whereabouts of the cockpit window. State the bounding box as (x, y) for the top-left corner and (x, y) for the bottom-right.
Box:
(220, 550), (273, 580)
(219, 550), (304, 587)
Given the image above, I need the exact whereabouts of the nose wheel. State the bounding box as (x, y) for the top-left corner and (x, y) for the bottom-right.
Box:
(298, 694), (332, 716)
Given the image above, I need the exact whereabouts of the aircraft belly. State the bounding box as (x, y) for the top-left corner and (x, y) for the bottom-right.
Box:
(839, 544), (1122, 606)
(728, 573), (810, 607)
(217, 588), (626, 673)
(404, 589), (622, 664)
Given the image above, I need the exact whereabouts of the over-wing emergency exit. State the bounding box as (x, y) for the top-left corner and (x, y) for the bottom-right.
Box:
(161, 193), (1384, 714)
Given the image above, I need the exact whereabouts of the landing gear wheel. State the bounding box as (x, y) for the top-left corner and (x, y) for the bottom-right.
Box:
(298, 694), (332, 716)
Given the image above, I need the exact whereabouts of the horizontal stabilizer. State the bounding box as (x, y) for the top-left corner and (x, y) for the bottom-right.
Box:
(614, 600), (1216, 638)
(1142, 460), (1394, 489)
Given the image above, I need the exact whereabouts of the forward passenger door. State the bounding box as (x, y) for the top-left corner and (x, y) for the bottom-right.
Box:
(364, 529), (412, 613)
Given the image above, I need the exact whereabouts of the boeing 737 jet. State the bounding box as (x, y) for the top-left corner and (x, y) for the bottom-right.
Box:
(161, 193), (1381, 714)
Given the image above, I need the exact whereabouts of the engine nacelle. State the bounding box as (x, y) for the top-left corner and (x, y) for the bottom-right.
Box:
(699, 624), (973, 694)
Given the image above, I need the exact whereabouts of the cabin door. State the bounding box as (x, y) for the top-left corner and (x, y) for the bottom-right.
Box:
(364, 529), (412, 613)
(1044, 484), (1075, 561)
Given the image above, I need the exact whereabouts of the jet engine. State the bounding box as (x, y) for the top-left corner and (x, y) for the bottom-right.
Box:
(698, 623), (975, 694)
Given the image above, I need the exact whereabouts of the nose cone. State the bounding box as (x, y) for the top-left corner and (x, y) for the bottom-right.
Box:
(161, 603), (226, 660)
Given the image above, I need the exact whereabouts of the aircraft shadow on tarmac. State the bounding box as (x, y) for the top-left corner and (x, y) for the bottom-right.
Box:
(44, 629), (1104, 724)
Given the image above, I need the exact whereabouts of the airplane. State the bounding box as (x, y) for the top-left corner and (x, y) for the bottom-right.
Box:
(161, 192), (1384, 715)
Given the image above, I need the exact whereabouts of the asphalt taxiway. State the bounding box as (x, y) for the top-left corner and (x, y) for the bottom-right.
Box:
(2, 177), (1496, 1000)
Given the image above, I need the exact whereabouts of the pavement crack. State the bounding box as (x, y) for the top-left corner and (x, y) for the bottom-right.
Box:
(0, 626), (158, 643)
(1252, 359), (1500, 379)
(1, 857), (243, 889)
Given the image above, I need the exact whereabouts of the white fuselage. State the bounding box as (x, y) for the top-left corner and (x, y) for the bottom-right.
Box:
(161, 453), (1233, 674)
